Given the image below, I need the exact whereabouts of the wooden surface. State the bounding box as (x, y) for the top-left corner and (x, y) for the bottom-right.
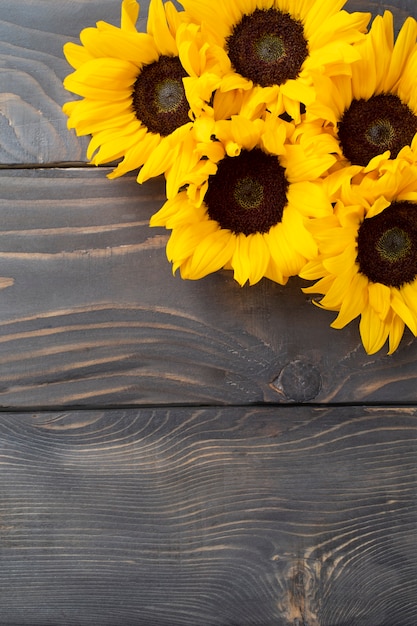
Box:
(1, 0), (417, 624)
(1, 407), (417, 626)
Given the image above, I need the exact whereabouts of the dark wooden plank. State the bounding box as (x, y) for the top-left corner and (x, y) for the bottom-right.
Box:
(0, 406), (415, 625)
(1, 168), (417, 408)
(1, 0), (416, 166)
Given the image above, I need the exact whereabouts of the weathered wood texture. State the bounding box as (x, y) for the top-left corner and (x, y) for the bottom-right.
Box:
(1, 167), (417, 407)
(1, 3), (417, 625)
(0, 406), (416, 626)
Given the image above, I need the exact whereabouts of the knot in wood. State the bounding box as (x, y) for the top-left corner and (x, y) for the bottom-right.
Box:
(272, 360), (322, 402)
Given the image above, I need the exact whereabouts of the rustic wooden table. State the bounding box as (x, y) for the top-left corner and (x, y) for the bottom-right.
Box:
(1, 0), (417, 624)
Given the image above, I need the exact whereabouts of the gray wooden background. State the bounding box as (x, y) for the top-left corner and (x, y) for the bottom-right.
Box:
(1, 1), (417, 624)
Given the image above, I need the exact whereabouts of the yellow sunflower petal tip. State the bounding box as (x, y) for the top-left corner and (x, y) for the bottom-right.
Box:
(121, 0), (140, 30)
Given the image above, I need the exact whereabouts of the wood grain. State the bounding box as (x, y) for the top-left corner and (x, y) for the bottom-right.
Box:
(1, 2), (417, 625)
(1, 168), (417, 408)
(0, 406), (415, 625)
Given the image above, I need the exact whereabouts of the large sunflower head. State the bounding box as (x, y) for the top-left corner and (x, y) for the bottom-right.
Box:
(63, 0), (203, 182)
(179, 0), (370, 122)
(307, 11), (417, 175)
(301, 164), (417, 354)
(150, 115), (335, 286)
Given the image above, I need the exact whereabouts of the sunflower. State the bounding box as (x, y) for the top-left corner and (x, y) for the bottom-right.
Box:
(179, 0), (370, 123)
(307, 11), (417, 177)
(62, 0), (219, 182)
(150, 115), (335, 286)
(301, 164), (417, 355)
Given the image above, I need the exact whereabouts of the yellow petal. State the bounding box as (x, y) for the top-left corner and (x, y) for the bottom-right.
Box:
(108, 131), (160, 177)
(267, 225), (306, 278)
(167, 220), (217, 266)
(331, 271), (368, 328)
(231, 234), (251, 286)
(82, 28), (158, 65)
(188, 229), (236, 279)
(287, 181), (333, 218)
(280, 79), (316, 107)
(319, 267), (355, 309)
(121, 0), (140, 32)
(63, 42), (93, 69)
(299, 258), (326, 281)
(368, 282), (391, 321)
(383, 15), (417, 92)
(284, 145), (335, 182)
(322, 245), (356, 275)
(388, 313), (405, 354)
(138, 124), (192, 183)
(282, 207), (317, 260)
(147, 0), (177, 56)
(359, 305), (390, 354)
(302, 274), (335, 296)
(247, 234), (271, 285)
(230, 116), (262, 151)
(302, 0), (347, 38)
(397, 282), (417, 319)
(391, 288), (417, 336)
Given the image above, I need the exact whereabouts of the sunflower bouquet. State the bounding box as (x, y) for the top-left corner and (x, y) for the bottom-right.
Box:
(63, 0), (417, 355)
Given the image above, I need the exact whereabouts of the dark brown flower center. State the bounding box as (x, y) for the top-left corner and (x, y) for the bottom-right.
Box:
(226, 8), (308, 87)
(338, 94), (417, 166)
(356, 202), (417, 287)
(204, 148), (289, 235)
(132, 56), (190, 135)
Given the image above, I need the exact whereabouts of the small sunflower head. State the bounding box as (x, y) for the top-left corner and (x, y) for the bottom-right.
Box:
(356, 202), (417, 287)
(132, 55), (191, 135)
